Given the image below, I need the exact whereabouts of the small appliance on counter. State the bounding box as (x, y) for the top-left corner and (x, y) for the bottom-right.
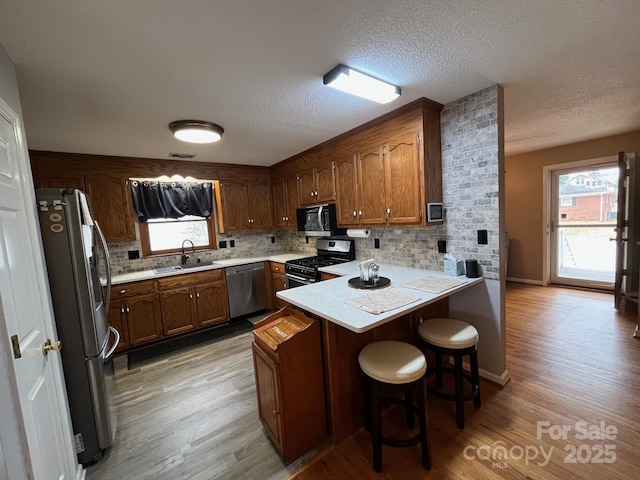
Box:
(284, 238), (355, 288)
(347, 259), (390, 289)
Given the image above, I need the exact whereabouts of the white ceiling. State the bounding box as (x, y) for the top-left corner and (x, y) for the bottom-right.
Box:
(1, 0), (639, 166)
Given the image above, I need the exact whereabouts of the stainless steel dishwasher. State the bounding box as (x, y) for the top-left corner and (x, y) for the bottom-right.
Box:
(225, 262), (268, 318)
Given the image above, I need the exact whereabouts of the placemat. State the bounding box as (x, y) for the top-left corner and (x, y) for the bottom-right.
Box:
(401, 276), (467, 294)
(344, 290), (421, 315)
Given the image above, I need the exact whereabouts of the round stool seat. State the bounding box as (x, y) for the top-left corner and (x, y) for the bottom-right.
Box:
(358, 341), (426, 384)
(418, 318), (478, 349)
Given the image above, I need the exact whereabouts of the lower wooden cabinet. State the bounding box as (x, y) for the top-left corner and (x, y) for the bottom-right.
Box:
(107, 280), (163, 351)
(268, 262), (288, 309)
(107, 269), (229, 350)
(252, 307), (326, 463)
(158, 269), (229, 337)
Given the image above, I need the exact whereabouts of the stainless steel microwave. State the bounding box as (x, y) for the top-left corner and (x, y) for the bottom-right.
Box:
(296, 203), (345, 236)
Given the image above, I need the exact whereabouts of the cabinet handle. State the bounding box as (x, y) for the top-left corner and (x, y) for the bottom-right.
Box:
(120, 307), (125, 314)
(275, 267), (279, 271)
(285, 216), (288, 221)
(353, 210), (357, 217)
(196, 292), (200, 298)
(386, 207), (391, 218)
(126, 307), (130, 313)
(310, 191), (314, 197)
(359, 209), (363, 217)
(120, 289), (127, 294)
(315, 190), (318, 197)
(189, 293), (193, 299)
(272, 409), (279, 416)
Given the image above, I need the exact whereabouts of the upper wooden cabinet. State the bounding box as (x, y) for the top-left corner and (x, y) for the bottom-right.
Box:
(272, 175), (298, 228)
(214, 179), (274, 232)
(297, 162), (335, 206)
(34, 175), (85, 192)
(84, 177), (136, 242)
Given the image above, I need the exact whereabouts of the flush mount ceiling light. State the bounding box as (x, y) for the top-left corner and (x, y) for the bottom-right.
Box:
(322, 64), (401, 104)
(169, 120), (224, 144)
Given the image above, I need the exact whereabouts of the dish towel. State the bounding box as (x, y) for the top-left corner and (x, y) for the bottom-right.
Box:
(401, 276), (467, 294)
(344, 290), (420, 315)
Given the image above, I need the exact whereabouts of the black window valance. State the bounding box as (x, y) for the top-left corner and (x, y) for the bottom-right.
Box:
(130, 180), (213, 222)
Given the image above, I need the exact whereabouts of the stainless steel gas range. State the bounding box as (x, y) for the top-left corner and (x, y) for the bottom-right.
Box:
(285, 239), (355, 288)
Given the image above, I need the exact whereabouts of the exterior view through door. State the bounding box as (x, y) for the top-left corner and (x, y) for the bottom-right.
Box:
(550, 162), (619, 289)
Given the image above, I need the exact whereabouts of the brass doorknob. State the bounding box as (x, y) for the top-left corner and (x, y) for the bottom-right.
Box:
(42, 338), (62, 357)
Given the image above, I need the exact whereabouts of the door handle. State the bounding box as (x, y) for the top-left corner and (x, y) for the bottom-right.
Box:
(42, 338), (62, 357)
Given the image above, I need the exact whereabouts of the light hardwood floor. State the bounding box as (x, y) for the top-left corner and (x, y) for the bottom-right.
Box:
(88, 284), (640, 480)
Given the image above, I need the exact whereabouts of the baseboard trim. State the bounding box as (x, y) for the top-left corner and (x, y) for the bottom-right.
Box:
(451, 357), (511, 387)
(506, 277), (544, 285)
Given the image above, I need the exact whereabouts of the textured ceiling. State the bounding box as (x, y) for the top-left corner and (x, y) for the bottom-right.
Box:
(1, 0), (639, 166)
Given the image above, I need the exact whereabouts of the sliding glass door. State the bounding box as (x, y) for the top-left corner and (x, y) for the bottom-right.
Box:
(550, 163), (619, 289)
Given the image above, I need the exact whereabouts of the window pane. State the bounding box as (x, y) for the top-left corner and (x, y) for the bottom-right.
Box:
(147, 220), (210, 251)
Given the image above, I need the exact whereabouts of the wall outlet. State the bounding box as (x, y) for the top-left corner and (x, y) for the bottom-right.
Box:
(374, 238), (380, 249)
(437, 240), (446, 253)
(230, 240), (235, 248)
(477, 230), (488, 245)
(127, 250), (140, 260)
(219, 240), (227, 248)
(271, 236), (275, 244)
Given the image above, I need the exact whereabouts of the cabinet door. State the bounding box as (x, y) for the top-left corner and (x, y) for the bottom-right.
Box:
(249, 180), (274, 229)
(272, 178), (288, 228)
(35, 175), (85, 192)
(84, 177), (136, 242)
(284, 174), (299, 227)
(297, 169), (316, 206)
(385, 133), (422, 225)
(252, 343), (283, 450)
(107, 299), (129, 351)
(218, 180), (250, 232)
(334, 154), (360, 226)
(358, 145), (386, 225)
(127, 293), (164, 345)
(272, 272), (288, 309)
(160, 287), (197, 336)
(195, 282), (229, 328)
(315, 162), (336, 203)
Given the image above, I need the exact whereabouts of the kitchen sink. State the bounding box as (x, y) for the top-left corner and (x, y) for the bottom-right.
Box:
(153, 261), (218, 275)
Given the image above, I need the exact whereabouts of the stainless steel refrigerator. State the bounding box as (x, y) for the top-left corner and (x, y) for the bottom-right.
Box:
(36, 188), (119, 465)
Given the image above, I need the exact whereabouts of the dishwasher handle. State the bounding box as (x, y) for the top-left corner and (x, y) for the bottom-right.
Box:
(225, 262), (266, 275)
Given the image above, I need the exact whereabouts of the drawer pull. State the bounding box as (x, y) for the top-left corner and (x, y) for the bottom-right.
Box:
(120, 289), (128, 294)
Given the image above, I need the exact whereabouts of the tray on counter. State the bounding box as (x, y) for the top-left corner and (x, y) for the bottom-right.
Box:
(347, 276), (391, 290)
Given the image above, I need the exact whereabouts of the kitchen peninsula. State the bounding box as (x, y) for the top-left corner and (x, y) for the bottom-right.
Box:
(277, 262), (484, 444)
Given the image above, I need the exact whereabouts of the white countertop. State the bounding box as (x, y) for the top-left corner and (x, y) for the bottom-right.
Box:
(277, 261), (484, 333)
(108, 252), (310, 285)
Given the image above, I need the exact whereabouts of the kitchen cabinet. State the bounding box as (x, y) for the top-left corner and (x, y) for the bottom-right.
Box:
(252, 307), (326, 463)
(84, 176), (136, 242)
(335, 131), (424, 227)
(107, 280), (163, 350)
(272, 175), (298, 228)
(158, 269), (229, 336)
(297, 161), (335, 206)
(268, 262), (288, 309)
(214, 179), (274, 232)
(34, 175), (85, 192)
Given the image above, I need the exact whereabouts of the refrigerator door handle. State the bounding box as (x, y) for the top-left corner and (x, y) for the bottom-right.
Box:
(103, 326), (120, 363)
(95, 220), (111, 312)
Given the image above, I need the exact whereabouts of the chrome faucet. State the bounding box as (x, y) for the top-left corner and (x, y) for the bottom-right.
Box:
(181, 239), (196, 265)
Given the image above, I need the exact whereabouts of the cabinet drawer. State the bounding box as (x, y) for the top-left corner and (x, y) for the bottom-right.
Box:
(157, 269), (224, 290)
(112, 280), (156, 297)
(270, 262), (285, 274)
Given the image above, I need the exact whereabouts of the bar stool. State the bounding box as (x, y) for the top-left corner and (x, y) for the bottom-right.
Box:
(358, 341), (431, 472)
(418, 318), (481, 429)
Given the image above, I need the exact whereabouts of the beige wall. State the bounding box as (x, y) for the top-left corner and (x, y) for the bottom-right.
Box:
(505, 130), (640, 282)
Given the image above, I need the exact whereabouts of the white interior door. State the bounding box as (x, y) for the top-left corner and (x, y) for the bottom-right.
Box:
(0, 97), (78, 479)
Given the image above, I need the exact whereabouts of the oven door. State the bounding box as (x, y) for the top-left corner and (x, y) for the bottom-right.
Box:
(285, 273), (317, 289)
